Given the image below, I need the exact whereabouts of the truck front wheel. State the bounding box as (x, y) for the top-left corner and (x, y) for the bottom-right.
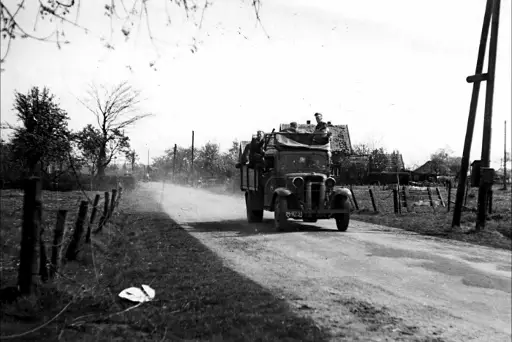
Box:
(274, 196), (288, 231)
(334, 197), (350, 231)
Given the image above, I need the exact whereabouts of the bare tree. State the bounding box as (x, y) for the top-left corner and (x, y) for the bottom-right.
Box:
(0, 0), (266, 67)
(79, 81), (152, 177)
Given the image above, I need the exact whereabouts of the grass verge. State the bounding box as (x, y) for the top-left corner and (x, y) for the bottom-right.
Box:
(0, 189), (328, 341)
(352, 209), (511, 251)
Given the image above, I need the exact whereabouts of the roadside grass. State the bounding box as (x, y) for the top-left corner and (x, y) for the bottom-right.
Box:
(351, 185), (511, 251)
(0, 188), (329, 341)
(0, 189), (110, 341)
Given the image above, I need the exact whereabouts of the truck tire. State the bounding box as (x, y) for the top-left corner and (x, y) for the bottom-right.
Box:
(246, 193), (263, 223)
(334, 199), (350, 231)
(274, 196), (288, 231)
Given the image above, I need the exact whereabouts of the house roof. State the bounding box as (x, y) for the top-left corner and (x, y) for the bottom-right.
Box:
(279, 123), (352, 154)
(413, 160), (450, 174)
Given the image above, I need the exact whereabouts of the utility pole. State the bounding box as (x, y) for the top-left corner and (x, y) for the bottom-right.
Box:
(452, 0), (500, 228)
(173, 144), (177, 182)
(504, 120), (508, 190)
(475, 0), (501, 230)
(191, 131), (195, 177)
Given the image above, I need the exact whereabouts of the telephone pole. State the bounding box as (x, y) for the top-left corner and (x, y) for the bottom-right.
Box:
(452, 0), (493, 228)
(453, 0), (501, 230)
(475, 0), (501, 230)
(173, 143), (177, 182)
(191, 130), (195, 173)
(504, 120), (507, 190)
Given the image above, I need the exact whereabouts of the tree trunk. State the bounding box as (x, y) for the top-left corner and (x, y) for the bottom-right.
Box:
(97, 145), (107, 177)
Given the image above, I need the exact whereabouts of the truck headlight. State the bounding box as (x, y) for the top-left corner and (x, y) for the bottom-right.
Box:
(325, 177), (336, 188)
(292, 177), (304, 188)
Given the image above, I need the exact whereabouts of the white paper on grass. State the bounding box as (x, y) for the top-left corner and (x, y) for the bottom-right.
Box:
(118, 284), (155, 303)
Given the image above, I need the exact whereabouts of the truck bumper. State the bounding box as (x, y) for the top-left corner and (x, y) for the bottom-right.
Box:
(286, 209), (349, 218)
(303, 209), (349, 214)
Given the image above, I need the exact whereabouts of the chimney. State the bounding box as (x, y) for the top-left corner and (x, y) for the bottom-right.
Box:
(306, 120), (311, 124)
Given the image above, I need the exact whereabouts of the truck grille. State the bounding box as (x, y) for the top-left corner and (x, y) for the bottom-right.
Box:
(311, 184), (321, 210)
(305, 181), (325, 211)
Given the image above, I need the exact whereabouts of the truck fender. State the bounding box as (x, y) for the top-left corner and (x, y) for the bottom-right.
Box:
(329, 187), (351, 209)
(274, 187), (292, 197)
(332, 187), (351, 198)
(271, 188), (293, 211)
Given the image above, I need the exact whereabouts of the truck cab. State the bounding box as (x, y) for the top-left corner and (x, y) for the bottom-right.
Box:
(237, 131), (352, 231)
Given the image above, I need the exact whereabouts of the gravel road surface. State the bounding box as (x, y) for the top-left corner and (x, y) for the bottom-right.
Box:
(142, 182), (511, 342)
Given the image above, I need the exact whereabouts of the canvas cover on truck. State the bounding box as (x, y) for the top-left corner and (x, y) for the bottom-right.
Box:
(268, 133), (331, 152)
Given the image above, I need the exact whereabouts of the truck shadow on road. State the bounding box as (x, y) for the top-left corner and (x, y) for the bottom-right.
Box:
(186, 218), (337, 236)
(107, 205), (332, 341)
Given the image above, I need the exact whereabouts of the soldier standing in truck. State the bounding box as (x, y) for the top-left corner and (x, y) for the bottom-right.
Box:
(314, 113), (329, 134)
(313, 113), (332, 161)
(282, 122), (299, 133)
(249, 130), (265, 169)
(241, 131), (265, 167)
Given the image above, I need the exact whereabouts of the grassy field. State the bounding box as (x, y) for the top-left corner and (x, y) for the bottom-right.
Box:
(0, 188), (328, 341)
(350, 184), (512, 250)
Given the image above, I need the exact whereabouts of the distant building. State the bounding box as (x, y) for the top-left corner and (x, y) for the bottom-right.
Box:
(411, 160), (450, 182)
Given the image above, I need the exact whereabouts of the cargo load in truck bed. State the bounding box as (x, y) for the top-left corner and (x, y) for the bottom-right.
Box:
(267, 133), (331, 152)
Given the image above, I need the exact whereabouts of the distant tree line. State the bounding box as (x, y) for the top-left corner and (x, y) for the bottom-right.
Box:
(151, 141), (240, 184)
(149, 139), (468, 187)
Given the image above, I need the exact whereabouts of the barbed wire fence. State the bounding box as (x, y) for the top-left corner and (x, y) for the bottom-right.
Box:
(1, 151), (127, 302)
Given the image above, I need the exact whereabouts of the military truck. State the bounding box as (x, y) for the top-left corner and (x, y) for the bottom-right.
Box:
(236, 131), (352, 231)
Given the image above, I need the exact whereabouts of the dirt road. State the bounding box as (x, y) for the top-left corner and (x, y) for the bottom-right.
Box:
(144, 182), (511, 341)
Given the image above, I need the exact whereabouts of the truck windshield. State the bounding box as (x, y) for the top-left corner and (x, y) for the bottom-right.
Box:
(280, 154), (327, 172)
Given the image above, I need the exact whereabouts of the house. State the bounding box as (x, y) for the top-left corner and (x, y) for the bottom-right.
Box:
(411, 160), (450, 182)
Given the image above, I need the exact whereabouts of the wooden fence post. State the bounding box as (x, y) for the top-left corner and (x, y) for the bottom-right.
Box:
(65, 201), (89, 261)
(464, 180), (470, 206)
(39, 220), (49, 283)
(447, 182), (452, 212)
(349, 185), (359, 211)
(109, 189), (118, 218)
(396, 185), (402, 214)
(34, 184), (49, 283)
(117, 186), (123, 205)
(392, 189), (399, 214)
(94, 191), (110, 234)
(401, 186), (408, 211)
(427, 187), (434, 207)
(18, 177), (42, 295)
(488, 189), (493, 214)
(85, 194), (101, 243)
(368, 188), (378, 212)
(50, 210), (67, 279)
(435, 187), (445, 207)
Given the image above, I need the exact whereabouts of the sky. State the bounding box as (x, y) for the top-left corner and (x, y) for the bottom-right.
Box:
(1, 0), (511, 169)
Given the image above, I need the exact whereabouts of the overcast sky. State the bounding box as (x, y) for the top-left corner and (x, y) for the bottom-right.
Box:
(1, 0), (511, 168)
